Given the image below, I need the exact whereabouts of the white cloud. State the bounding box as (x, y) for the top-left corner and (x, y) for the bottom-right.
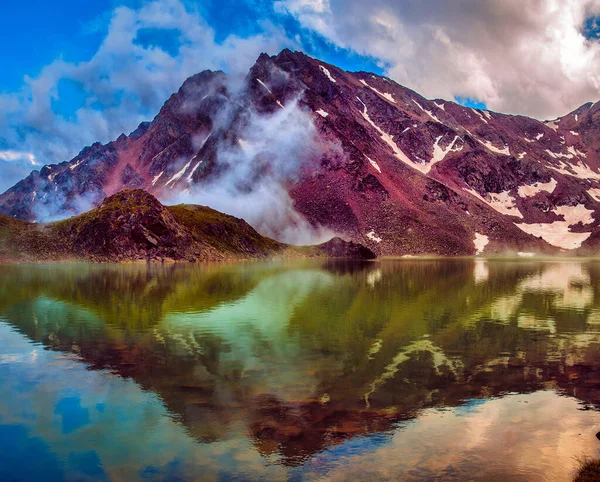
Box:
(0, 159), (38, 195)
(276, 0), (600, 119)
(0, 0), (293, 170)
(173, 95), (338, 245)
(0, 151), (37, 165)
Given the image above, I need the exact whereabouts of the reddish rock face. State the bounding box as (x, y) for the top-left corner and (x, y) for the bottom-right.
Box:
(3, 49), (600, 255)
(316, 237), (376, 260)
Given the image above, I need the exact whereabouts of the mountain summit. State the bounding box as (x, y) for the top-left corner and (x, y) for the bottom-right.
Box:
(2, 49), (600, 256)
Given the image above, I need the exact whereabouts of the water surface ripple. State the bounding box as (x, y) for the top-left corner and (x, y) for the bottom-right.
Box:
(1, 259), (600, 481)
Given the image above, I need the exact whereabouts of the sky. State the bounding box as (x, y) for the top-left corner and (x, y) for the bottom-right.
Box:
(1, 0), (600, 193)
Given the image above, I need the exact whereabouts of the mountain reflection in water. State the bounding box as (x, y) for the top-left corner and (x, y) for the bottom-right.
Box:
(1, 259), (600, 481)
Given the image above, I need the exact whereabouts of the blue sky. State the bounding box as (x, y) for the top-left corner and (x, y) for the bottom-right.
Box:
(1, 0), (385, 93)
(1, 0), (599, 194)
(0, 0), (384, 119)
(0, 0), (390, 193)
(1, 1), (105, 92)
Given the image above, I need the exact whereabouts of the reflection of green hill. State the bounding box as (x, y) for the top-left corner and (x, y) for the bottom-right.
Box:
(0, 263), (289, 330)
(2, 260), (600, 463)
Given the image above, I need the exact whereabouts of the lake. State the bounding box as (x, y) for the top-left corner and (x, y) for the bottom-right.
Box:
(1, 259), (600, 481)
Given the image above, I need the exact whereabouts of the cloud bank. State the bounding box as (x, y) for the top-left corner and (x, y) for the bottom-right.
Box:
(173, 81), (338, 245)
(276, 0), (600, 119)
(0, 151), (39, 193)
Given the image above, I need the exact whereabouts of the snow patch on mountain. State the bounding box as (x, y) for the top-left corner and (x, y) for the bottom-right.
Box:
(474, 233), (489, 255)
(366, 230), (382, 243)
(554, 204), (594, 226)
(151, 171), (163, 186)
(568, 146), (585, 157)
(481, 140), (510, 156)
(546, 149), (574, 160)
(515, 204), (593, 249)
(357, 97), (418, 172)
(471, 109), (488, 124)
(319, 65), (336, 83)
(365, 155), (381, 173)
(165, 157), (194, 187)
(70, 160), (84, 170)
(465, 188), (523, 218)
(549, 160), (600, 180)
(588, 188), (600, 202)
(429, 135), (461, 172)
(359, 79), (396, 103)
(256, 78), (273, 94)
(182, 133), (211, 184)
(412, 100), (443, 124)
(186, 160), (203, 183)
(518, 178), (557, 197)
(515, 222), (591, 250)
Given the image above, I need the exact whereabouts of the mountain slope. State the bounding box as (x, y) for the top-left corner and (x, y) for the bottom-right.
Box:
(0, 189), (375, 262)
(3, 49), (600, 255)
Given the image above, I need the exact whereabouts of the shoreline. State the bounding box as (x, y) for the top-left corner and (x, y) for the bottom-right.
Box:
(4, 254), (600, 266)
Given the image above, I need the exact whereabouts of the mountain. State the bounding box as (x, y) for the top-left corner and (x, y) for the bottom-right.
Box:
(3, 49), (600, 256)
(0, 189), (375, 262)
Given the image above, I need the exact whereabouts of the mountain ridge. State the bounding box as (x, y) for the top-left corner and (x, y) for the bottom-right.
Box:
(3, 48), (600, 256)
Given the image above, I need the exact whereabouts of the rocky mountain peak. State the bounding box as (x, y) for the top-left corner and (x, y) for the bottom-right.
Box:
(3, 49), (600, 256)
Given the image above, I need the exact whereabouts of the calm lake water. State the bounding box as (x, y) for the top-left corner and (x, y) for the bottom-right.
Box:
(2, 259), (600, 481)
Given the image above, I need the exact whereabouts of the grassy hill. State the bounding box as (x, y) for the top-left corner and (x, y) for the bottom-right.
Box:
(0, 190), (375, 263)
